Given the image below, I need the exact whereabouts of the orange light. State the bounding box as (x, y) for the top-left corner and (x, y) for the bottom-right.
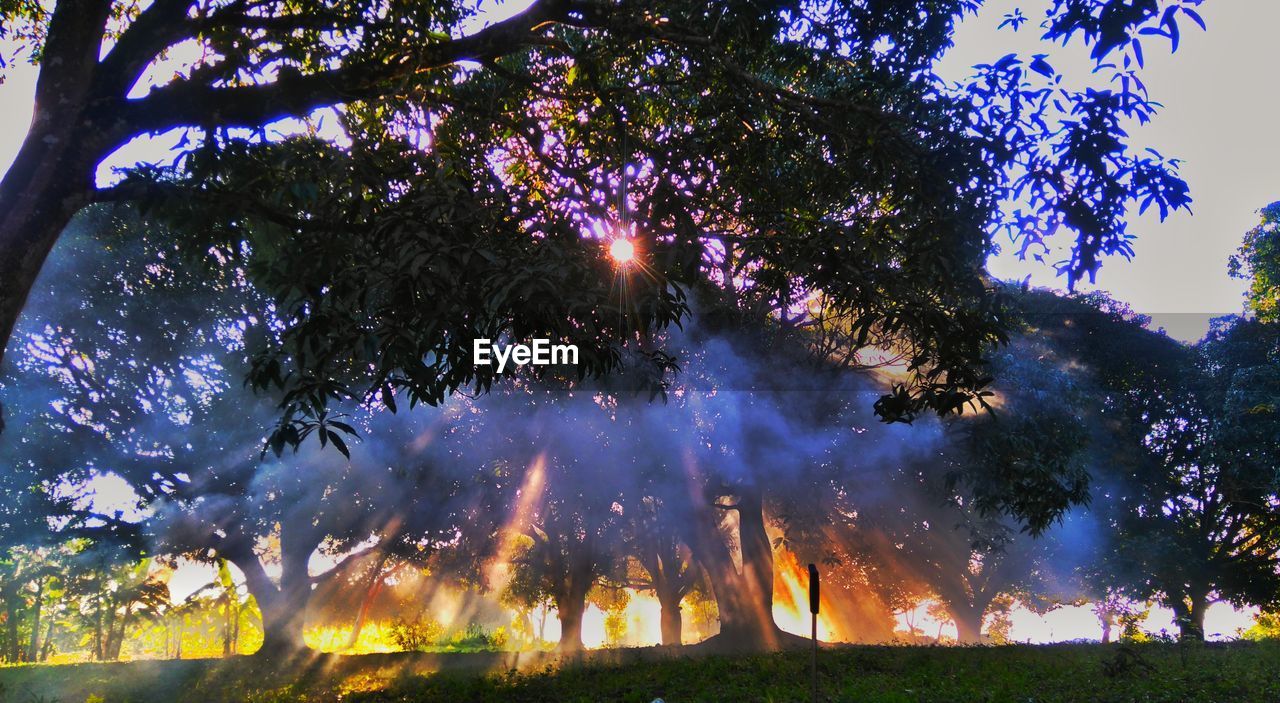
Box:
(609, 238), (635, 264)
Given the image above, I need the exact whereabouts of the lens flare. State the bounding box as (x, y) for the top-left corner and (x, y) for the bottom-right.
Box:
(609, 238), (635, 264)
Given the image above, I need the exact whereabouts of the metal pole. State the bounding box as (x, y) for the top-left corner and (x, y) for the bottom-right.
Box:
(808, 563), (820, 703)
(811, 613), (818, 703)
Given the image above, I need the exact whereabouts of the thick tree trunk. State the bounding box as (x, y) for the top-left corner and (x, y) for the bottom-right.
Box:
(226, 552), (305, 654)
(557, 595), (586, 652)
(949, 604), (985, 644)
(555, 547), (595, 653)
(637, 535), (689, 647)
(0, 116), (109, 370)
(658, 592), (683, 646)
(0, 0), (126, 374)
(223, 520), (321, 655)
(735, 486), (775, 626)
(1173, 591), (1208, 642)
(688, 484), (790, 649)
(257, 553), (312, 653)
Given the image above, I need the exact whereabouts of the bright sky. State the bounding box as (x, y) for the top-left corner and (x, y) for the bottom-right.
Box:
(940, 0), (1280, 341)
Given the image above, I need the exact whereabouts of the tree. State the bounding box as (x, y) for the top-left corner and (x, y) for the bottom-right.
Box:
(1230, 202), (1280, 321)
(484, 399), (635, 652)
(1, 0), (1202, 438)
(1027, 282), (1280, 642)
(621, 489), (698, 646)
(0, 208), (512, 653)
(831, 297), (1113, 644)
(1106, 316), (1280, 640)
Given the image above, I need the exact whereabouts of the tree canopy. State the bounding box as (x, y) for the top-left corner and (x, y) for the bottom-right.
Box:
(1, 0), (1202, 440)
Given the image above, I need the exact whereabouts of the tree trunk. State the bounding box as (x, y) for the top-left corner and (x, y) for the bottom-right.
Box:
(92, 596), (105, 661)
(638, 535), (689, 647)
(735, 486), (775, 627)
(345, 553), (389, 650)
(98, 597), (116, 661)
(688, 484), (790, 649)
(0, 0), (133, 374)
(28, 576), (45, 661)
(0, 113), (111, 372)
(4, 599), (19, 662)
(222, 596), (236, 657)
(658, 591), (683, 646)
(231, 600), (241, 654)
(38, 621), (54, 661)
(224, 523), (319, 655)
(556, 595), (586, 652)
(1173, 591), (1208, 642)
(950, 604), (984, 644)
(555, 548), (595, 653)
(106, 604), (131, 660)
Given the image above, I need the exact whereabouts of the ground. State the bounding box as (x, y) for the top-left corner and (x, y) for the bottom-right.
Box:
(1, 642), (1278, 703)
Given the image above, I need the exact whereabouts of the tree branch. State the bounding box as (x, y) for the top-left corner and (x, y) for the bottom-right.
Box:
(34, 0), (115, 110)
(95, 0), (196, 100)
(120, 0), (591, 135)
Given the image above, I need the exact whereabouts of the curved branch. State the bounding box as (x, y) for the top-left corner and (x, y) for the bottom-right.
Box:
(119, 0), (593, 135)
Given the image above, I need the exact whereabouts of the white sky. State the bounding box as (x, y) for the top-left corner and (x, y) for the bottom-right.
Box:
(940, 0), (1280, 340)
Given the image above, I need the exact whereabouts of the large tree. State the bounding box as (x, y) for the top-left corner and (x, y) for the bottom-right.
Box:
(832, 330), (1093, 643)
(1023, 285), (1280, 642)
(1104, 316), (1280, 640)
(0, 208), (513, 653)
(1, 0), (1202, 436)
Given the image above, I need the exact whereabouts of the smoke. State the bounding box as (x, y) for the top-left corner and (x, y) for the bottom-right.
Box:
(1, 211), (1117, 649)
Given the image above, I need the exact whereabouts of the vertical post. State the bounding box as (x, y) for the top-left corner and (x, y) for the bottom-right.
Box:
(808, 563), (820, 703)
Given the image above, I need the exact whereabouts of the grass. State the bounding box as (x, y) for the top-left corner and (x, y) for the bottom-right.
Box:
(1, 641), (1278, 703)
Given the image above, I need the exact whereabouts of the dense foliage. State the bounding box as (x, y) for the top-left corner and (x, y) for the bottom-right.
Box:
(1, 0), (1203, 442)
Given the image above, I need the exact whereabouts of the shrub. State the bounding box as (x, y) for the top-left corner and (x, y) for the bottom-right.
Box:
(389, 616), (444, 651)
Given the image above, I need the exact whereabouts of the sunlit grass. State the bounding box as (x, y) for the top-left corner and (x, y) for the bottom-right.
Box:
(305, 622), (401, 654)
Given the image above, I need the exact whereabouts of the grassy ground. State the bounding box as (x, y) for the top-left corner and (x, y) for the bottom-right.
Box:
(1, 641), (1278, 703)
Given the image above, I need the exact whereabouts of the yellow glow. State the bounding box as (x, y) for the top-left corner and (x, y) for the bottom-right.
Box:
(485, 453), (548, 593)
(773, 550), (837, 641)
(304, 621), (400, 654)
(609, 238), (635, 264)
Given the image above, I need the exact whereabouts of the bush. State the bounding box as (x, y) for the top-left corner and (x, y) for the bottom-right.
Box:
(389, 616), (445, 651)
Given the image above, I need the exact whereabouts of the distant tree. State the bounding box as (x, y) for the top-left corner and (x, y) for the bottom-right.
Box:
(63, 549), (169, 661)
(1106, 316), (1280, 640)
(837, 328), (1094, 643)
(0, 546), (63, 662)
(494, 408), (633, 652)
(620, 487), (699, 646)
(1030, 283), (1280, 641)
(0, 210), (512, 653)
(1230, 202), (1280, 321)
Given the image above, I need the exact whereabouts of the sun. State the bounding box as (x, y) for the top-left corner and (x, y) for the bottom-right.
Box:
(609, 238), (635, 265)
